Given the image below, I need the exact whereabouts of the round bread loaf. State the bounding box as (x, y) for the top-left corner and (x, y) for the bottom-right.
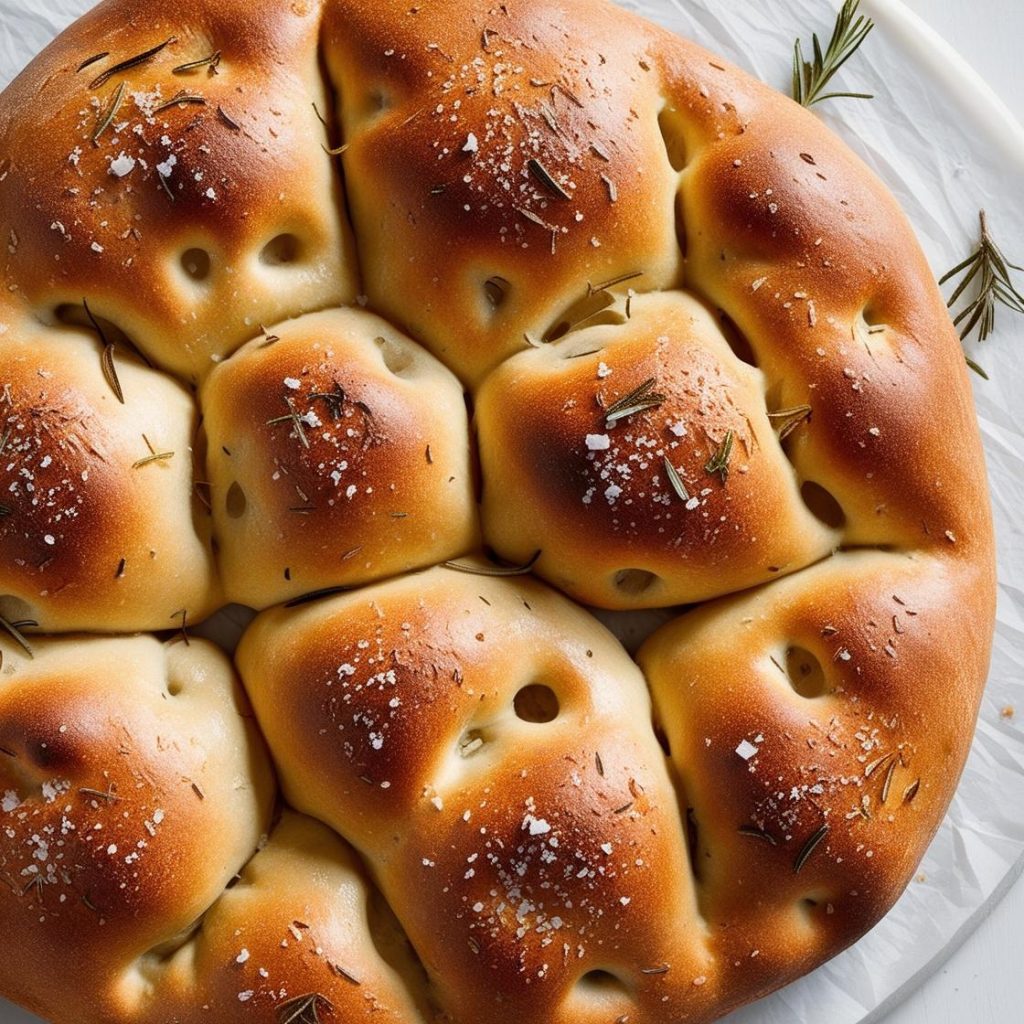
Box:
(0, 0), (995, 1022)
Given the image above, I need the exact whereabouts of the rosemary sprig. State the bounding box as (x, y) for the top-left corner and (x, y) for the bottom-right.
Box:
(443, 551), (541, 577)
(791, 0), (874, 108)
(100, 343), (124, 404)
(940, 211), (1024, 377)
(705, 431), (735, 482)
(0, 616), (37, 659)
(277, 993), (334, 1024)
(604, 378), (665, 427)
(89, 37), (176, 90)
(794, 823), (829, 873)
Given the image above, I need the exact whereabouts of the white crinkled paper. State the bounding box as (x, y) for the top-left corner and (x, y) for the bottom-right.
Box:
(1, 1), (1022, 1022)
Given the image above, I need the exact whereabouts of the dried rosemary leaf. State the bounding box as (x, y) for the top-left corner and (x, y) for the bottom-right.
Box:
(100, 343), (124, 404)
(217, 105), (241, 130)
(443, 551), (541, 577)
(588, 269), (644, 295)
(172, 50), (221, 75)
(132, 450), (174, 468)
(704, 430), (734, 482)
(604, 377), (665, 427)
(738, 825), (778, 846)
(277, 993), (335, 1024)
(527, 157), (570, 200)
(90, 37), (176, 90)
(880, 756), (898, 805)
(0, 616), (36, 659)
(767, 404), (811, 441)
(794, 823), (829, 873)
(77, 52), (109, 73)
(91, 81), (126, 146)
(663, 457), (690, 502)
(152, 92), (206, 114)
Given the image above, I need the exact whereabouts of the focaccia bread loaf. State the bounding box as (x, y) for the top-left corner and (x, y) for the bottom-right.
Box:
(0, 0), (995, 1022)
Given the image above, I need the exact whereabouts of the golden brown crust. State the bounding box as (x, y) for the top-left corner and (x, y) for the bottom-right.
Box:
(0, 635), (274, 1022)
(237, 568), (713, 1024)
(0, 312), (220, 632)
(0, 0), (997, 1022)
(0, 0), (355, 384)
(476, 290), (836, 608)
(321, 0), (683, 386)
(201, 307), (478, 610)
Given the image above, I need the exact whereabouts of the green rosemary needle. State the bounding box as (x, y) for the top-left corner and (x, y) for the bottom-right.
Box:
(792, 0), (874, 107)
(940, 210), (1024, 377)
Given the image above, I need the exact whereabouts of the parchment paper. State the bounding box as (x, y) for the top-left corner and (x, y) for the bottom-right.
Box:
(0, 1), (1022, 1022)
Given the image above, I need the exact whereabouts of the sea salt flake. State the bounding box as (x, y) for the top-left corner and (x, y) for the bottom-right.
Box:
(735, 739), (759, 761)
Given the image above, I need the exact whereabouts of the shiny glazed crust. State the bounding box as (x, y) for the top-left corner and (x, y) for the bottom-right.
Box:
(0, 0), (995, 1022)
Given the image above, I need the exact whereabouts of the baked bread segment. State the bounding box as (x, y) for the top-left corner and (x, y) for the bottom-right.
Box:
(321, 0), (684, 386)
(0, 0), (356, 383)
(237, 568), (718, 1024)
(476, 290), (837, 609)
(200, 308), (478, 610)
(0, 312), (219, 633)
(0, 635), (274, 1023)
(150, 811), (433, 1024)
(669, 53), (990, 557)
(639, 549), (995, 1015)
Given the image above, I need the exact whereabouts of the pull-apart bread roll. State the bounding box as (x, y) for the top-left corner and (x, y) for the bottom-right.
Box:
(0, 0), (994, 1021)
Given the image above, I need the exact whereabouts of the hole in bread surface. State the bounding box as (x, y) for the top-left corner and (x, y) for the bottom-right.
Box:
(577, 969), (631, 997)
(374, 334), (415, 376)
(613, 568), (658, 597)
(513, 684), (559, 723)
(226, 481), (247, 519)
(658, 105), (688, 172)
(785, 646), (831, 699)
(800, 481), (846, 529)
(260, 233), (301, 266)
(180, 248), (211, 282)
(484, 276), (510, 312)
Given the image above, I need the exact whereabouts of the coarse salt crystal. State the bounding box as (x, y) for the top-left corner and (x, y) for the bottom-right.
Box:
(236, 948), (250, 963)
(735, 739), (759, 761)
(109, 153), (136, 178)
(585, 434), (610, 451)
(462, 132), (479, 153)
(283, 378), (301, 390)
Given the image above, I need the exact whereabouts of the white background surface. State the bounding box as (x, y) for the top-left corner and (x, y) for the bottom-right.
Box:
(876, 9), (1023, 1024)
(0, 2), (1020, 1023)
